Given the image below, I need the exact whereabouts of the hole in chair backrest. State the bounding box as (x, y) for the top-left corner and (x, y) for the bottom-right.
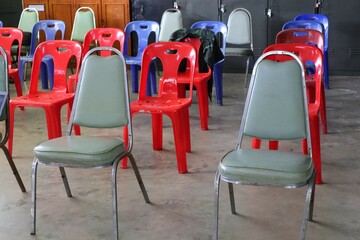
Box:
(101, 33), (112, 38)
(205, 26), (215, 30)
(293, 31), (307, 37)
(1, 32), (11, 37)
(57, 47), (69, 52)
(165, 49), (178, 55)
(140, 25), (149, 30)
(47, 24), (55, 28)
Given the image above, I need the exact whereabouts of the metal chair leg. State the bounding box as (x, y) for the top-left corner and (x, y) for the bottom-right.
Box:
(228, 182), (236, 214)
(59, 167), (72, 197)
(300, 172), (316, 240)
(1, 145), (26, 192)
(112, 158), (121, 240)
(309, 172), (316, 221)
(213, 171), (221, 240)
(244, 56), (251, 88)
(128, 153), (150, 203)
(31, 159), (39, 235)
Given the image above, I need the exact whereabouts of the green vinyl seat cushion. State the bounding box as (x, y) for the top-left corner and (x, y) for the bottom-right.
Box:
(34, 136), (125, 167)
(218, 148), (314, 186)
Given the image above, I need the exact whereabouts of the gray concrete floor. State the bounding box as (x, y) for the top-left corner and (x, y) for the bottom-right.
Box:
(0, 73), (359, 240)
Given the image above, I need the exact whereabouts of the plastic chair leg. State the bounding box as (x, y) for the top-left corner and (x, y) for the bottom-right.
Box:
(170, 111), (188, 174)
(320, 83), (328, 134)
(130, 65), (139, 93)
(324, 50), (329, 89)
(151, 113), (163, 150)
(309, 114), (322, 184)
(9, 72), (24, 110)
(8, 103), (16, 156)
(195, 80), (209, 131)
(121, 126), (129, 169)
(213, 61), (223, 106)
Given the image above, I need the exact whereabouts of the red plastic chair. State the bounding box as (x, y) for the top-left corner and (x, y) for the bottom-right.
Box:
(252, 43), (323, 184)
(122, 42), (196, 173)
(68, 28), (125, 93)
(276, 28), (327, 134)
(177, 37), (212, 131)
(0, 28), (24, 99)
(9, 40), (82, 156)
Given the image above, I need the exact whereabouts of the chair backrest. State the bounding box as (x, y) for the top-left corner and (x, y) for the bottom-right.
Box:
(263, 43), (323, 109)
(183, 37), (210, 73)
(139, 42), (196, 99)
(123, 21), (160, 58)
(226, 8), (253, 47)
(83, 28), (125, 56)
(159, 8), (183, 42)
(282, 20), (324, 45)
(70, 47), (131, 134)
(29, 40), (82, 94)
(18, 8), (39, 33)
(29, 20), (66, 55)
(191, 21), (228, 55)
(71, 7), (96, 43)
(294, 14), (328, 50)
(0, 47), (8, 122)
(0, 28), (23, 68)
(0, 21), (3, 28)
(239, 50), (310, 145)
(276, 29), (324, 52)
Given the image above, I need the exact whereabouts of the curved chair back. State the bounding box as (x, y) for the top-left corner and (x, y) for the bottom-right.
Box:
(226, 8), (253, 47)
(83, 28), (125, 56)
(282, 20), (323, 39)
(123, 21), (159, 59)
(140, 42), (196, 99)
(159, 8), (183, 42)
(0, 28), (23, 69)
(29, 20), (66, 56)
(276, 29), (324, 52)
(0, 21), (3, 28)
(294, 14), (328, 50)
(29, 40), (82, 94)
(72, 47), (130, 130)
(71, 7), (96, 43)
(191, 21), (228, 54)
(263, 43), (323, 108)
(241, 50), (309, 142)
(18, 8), (39, 33)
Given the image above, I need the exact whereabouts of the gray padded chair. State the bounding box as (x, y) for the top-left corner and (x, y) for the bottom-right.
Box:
(213, 51), (316, 240)
(226, 8), (254, 88)
(0, 47), (26, 192)
(159, 8), (183, 42)
(30, 47), (150, 239)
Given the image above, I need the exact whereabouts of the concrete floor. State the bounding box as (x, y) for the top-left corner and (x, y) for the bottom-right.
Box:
(0, 73), (359, 240)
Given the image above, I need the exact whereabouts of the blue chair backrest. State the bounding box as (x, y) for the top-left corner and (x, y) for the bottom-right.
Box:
(123, 21), (160, 58)
(0, 21), (3, 28)
(29, 20), (66, 55)
(294, 14), (328, 49)
(191, 21), (228, 54)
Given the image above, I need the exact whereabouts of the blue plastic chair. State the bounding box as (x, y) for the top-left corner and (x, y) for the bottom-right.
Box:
(191, 21), (228, 106)
(18, 20), (66, 89)
(294, 14), (329, 89)
(0, 21), (3, 28)
(123, 21), (159, 96)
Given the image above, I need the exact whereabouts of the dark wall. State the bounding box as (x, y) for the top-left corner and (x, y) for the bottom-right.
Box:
(0, 0), (22, 27)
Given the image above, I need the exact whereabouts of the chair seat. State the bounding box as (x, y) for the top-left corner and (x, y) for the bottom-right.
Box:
(219, 148), (314, 185)
(34, 136), (126, 167)
(225, 47), (253, 56)
(131, 97), (192, 112)
(11, 92), (74, 107)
